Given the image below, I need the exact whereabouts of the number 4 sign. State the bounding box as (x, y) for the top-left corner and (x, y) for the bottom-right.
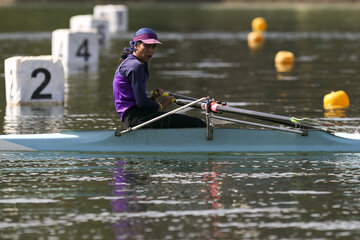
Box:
(76, 39), (91, 62)
(52, 29), (99, 66)
(4, 56), (65, 105)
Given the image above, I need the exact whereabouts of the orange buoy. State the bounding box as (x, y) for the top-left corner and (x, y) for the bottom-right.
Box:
(323, 90), (350, 110)
(247, 31), (264, 49)
(275, 51), (295, 65)
(252, 17), (267, 32)
(275, 63), (293, 73)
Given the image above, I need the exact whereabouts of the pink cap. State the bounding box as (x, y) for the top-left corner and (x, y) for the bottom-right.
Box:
(133, 33), (162, 44)
(132, 28), (162, 45)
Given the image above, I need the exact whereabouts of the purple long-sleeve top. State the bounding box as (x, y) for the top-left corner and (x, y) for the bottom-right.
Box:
(113, 54), (159, 120)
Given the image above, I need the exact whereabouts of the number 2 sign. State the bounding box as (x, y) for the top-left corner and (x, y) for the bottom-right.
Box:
(4, 56), (65, 105)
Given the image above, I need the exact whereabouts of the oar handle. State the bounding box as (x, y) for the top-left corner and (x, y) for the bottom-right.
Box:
(153, 90), (197, 100)
(153, 91), (175, 102)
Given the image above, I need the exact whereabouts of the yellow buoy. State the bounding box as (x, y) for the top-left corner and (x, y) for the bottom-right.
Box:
(252, 17), (267, 32)
(247, 31), (264, 49)
(323, 90), (350, 109)
(275, 51), (295, 65)
(275, 63), (293, 73)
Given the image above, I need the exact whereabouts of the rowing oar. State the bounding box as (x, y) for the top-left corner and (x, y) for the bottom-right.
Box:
(160, 92), (198, 101)
(176, 98), (327, 131)
(153, 90), (197, 102)
(115, 97), (206, 136)
(164, 93), (329, 131)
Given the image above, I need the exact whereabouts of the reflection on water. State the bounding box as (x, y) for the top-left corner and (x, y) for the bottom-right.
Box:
(111, 161), (132, 239)
(63, 63), (99, 78)
(4, 105), (64, 134)
(324, 108), (347, 118)
(1, 152), (359, 239)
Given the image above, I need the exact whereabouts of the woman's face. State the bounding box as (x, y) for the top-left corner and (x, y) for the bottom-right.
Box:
(134, 42), (157, 63)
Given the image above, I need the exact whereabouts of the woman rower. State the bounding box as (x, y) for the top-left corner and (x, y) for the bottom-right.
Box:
(113, 27), (205, 129)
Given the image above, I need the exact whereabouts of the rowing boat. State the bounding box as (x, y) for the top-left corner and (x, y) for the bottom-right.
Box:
(0, 128), (359, 152)
(1, 94), (358, 153)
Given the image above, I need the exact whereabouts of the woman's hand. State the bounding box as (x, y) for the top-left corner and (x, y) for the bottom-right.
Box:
(151, 88), (165, 101)
(159, 96), (175, 110)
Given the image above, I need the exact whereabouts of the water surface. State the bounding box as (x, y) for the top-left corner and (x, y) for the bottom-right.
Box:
(1, 4), (360, 240)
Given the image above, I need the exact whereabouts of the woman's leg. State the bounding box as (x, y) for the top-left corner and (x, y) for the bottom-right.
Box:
(124, 107), (205, 128)
(150, 113), (206, 128)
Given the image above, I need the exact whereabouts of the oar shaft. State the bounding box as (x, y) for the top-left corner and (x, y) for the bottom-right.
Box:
(212, 115), (307, 135)
(215, 104), (295, 127)
(169, 93), (198, 101)
(155, 91), (198, 101)
(175, 99), (319, 130)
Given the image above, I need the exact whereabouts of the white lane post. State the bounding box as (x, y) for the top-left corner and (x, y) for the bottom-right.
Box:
(70, 14), (110, 45)
(4, 56), (65, 106)
(93, 4), (128, 33)
(52, 29), (99, 66)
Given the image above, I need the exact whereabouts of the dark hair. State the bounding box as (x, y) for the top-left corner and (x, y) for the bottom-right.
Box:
(118, 41), (142, 64)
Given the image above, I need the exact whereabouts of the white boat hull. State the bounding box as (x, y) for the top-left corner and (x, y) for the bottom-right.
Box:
(0, 128), (360, 152)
